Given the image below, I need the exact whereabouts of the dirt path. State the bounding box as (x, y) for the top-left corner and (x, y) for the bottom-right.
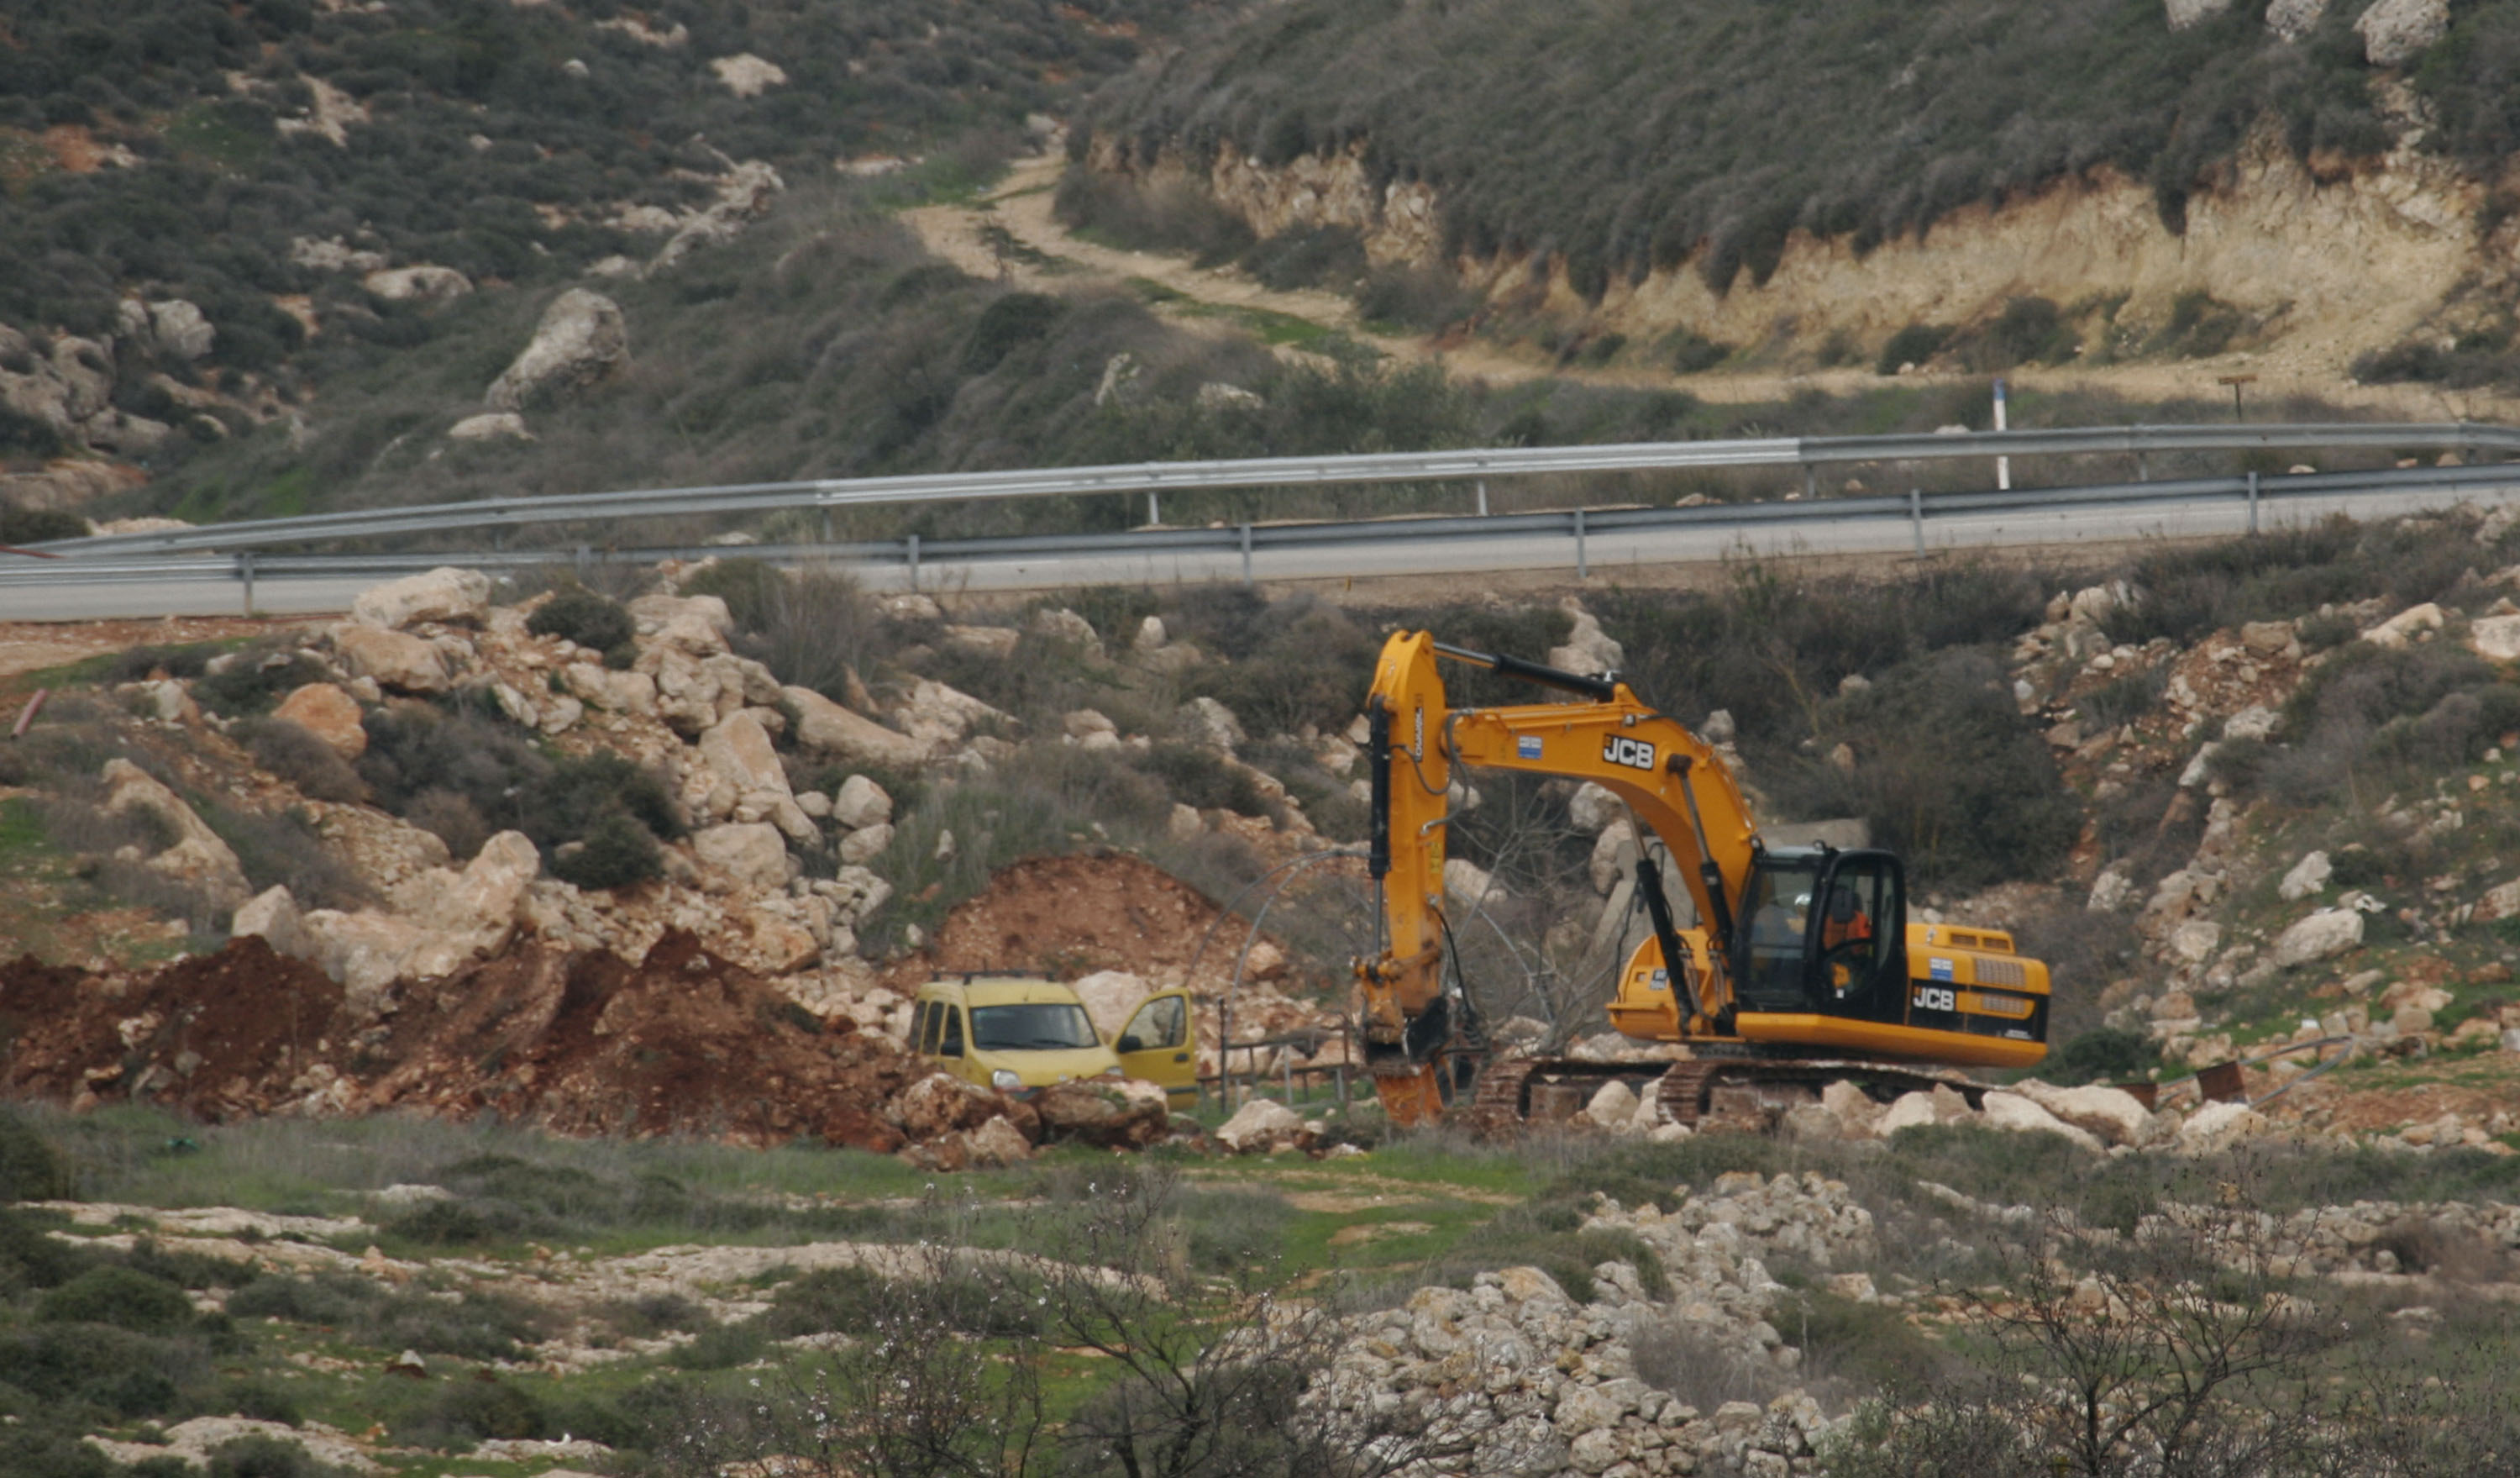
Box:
(907, 154), (2517, 418)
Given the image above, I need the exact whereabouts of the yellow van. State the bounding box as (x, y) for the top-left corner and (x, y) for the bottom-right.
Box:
(911, 974), (1199, 1107)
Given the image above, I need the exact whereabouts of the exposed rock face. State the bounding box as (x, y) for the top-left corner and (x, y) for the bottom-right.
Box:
(485, 289), (628, 412)
(2267, 0), (2328, 39)
(101, 759), (250, 909)
(2355, 0), (2448, 64)
(2165, 0), (2234, 28)
(2468, 614), (2520, 661)
(352, 568), (491, 630)
(273, 683), (368, 760)
(147, 299), (216, 361)
(710, 54), (787, 97)
(447, 412), (533, 443)
(651, 160), (785, 272)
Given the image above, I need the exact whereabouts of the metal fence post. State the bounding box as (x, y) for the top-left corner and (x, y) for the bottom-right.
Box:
(1240, 523), (1253, 585)
(1910, 487), (1924, 560)
(2247, 470), (2260, 536)
(239, 550), (254, 616)
(1476, 479), (1488, 517)
(906, 533), (920, 591)
(1803, 465), (1817, 501)
(821, 506), (832, 544)
(1147, 491), (1159, 526)
(1575, 507), (1588, 579)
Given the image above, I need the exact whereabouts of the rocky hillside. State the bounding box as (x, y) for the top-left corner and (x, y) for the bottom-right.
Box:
(1070, 0), (2520, 386)
(0, 0), (1232, 525)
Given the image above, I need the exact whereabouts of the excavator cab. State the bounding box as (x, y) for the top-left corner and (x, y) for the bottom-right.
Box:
(1731, 848), (1905, 1019)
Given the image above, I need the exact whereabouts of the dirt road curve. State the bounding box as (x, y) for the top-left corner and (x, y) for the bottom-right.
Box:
(905, 154), (2503, 418)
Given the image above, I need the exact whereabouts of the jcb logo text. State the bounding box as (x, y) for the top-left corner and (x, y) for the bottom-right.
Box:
(1912, 986), (1957, 1013)
(1601, 736), (1657, 771)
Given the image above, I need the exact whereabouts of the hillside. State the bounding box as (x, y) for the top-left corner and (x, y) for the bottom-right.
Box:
(1071, 0), (2520, 386)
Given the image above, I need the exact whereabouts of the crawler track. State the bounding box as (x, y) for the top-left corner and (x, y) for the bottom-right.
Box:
(1467, 1052), (1995, 1135)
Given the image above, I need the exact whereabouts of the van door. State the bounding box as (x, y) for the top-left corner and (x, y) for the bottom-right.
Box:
(1112, 990), (1197, 1107)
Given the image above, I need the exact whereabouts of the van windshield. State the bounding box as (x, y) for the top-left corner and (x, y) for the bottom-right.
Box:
(970, 1002), (1100, 1051)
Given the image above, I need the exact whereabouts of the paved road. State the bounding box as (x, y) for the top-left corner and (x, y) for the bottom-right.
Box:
(1, 477), (2509, 620)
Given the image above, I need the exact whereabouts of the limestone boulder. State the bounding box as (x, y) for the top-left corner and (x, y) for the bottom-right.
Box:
(2468, 614), (2520, 663)
(2361, 602), (2444, 649)
(273, 682), (367, 760)
(693, 823), (789, 892)
(485, 289), (628, 412)
(1580, 1079), (1641, 1132)
(1035, 1078), (1170, 1149)
(2176, 1100), (2271, 1154)
(2279, 851), (2332, 902)
(351, 568), (491, 630)
(101, 759), (249, 909)
(1443, 857), (1507, 907)
(837, 823), (893, 866)
(786, 686), (927, 770)
(391, 831), (539, 977)
(300, 908), (426, 1017)
(1547, 599), (1625, 675)
(333, 626), (450, 694)
(830, 773), (894, 829)
(700, 710), (790, 799)
(1029, 607), (1102, 656)
(1072, 970), (1151, 1039)
(1981, 1091), (2105, 1153)
(362, 265), (473, 304)
(895, 1071), (1007, 1141)
(2267, 0), (2328, 39)
(963, 1115), (1035, 1165)
(447, 412), (531, 443)
(2355, 0), (2448, 65)
(2015, 1081), (2156, 1147)
(2165, 0), (2233, 29)
(1215, 1097), (1305, 1153)
(147, 299), (216, 361)
(2275, 909), (2365, 968)
(1185, 696), (1245, 754)
(231, 886), (309, 960)
(1568, 781), (1621, 834)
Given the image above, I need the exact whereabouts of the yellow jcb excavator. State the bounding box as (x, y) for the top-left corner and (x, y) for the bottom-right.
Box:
(1352, 630), (2050, 1131)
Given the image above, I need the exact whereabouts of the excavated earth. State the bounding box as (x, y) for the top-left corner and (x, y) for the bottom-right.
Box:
(0, 931), (937, 1152)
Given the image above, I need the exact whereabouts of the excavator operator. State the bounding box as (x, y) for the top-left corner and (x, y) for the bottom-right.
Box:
(1819, 884), (1873, 997)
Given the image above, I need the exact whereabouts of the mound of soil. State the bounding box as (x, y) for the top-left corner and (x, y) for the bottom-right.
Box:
(907, 852), (1298, 992)
(0, 932), (959, 1152)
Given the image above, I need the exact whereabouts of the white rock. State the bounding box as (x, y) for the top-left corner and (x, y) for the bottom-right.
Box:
(1547, 600), (1625, 676)
(393, 831), (539, 976)
(1186, 695), (1245, 753)
(2355, 0), (2447, 65)
(232, 886), (308, 959)
(1030, 607), (1102, 655)
(486, 288), (627, 412)
(2468, 614), (2520, 662)
(837, 822), (893, 866)
(2165, 0), (2233, 29)
(1133, 615), (1168, 652)
(2223, 704), (2279, 742)
(830, 773), (894, 829)
(1582, 1079), (1640, 1131)
(2169, 920), (2223, 965)
(1588, 819), (1640, 895)
(1443, 857), (1507, 907)
(2274, 909), (2365, 968)
(101, 759), (249, 909)
(1215, 1098), (1304, 1153)
(363, 265), (473, 303)
(1568, 781), (1623, 834)
(1072, 970), (1152, 1038)
(2016, 1082), (2156, 1146)
(446, 411), (532, 443)
(2279, 851), (2332, 902)
(2177, 1100), (2270, 1154)
(693, 823), (789, 892)
(786, 686), (926, 771)
(1876, 1091), (1941, 1136)
(700, 710), (790, 798)
(351, 567), (491, 629)
(2361, 601), (2444, 649)
(710, 52), (788, 97)
(146, 299), (216, 360)
(2267, 0), (2328, 39)
(1981, 1091), (2105, 1153)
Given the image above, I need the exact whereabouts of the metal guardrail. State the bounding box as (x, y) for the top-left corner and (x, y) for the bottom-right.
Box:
(1, 458), (2511, 601)
(27, 421), (2520, 559)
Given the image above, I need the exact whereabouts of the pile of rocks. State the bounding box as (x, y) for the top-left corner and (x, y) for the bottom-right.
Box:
(1308, 1170), (1873, 1475)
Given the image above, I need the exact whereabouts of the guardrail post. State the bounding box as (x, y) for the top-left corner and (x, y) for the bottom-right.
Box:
(1803, 465), (1816, 502)
(238, 551), (254, 617)
(1147, 492), (1159, 526)
(821, 506), (832, 544)
(1909, 488), (1924, 560)
(1575, 507), (1588, 579)
(1477, 479), (1488, 517)
(2247, 470), (2260, 536)
(575, 544), (590, 576)
(1240, 523), (1253, 585)
(906, 534), (921, 591)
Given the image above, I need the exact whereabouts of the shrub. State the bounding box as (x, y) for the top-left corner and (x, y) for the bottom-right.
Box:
(2041, 1027), (2161, 1087)
(549, 810), (660, 890)
(395, 1377), (548, 1449)
(195, 645), (329, 718)
(524, 586), (634, 659)
(36, 1266), (192, 1332)
(201, 802), (370, 911)
(1877, 323), (1950, 374)
(1664, 327), (1730, 373)
(206, 1435), (346, 1478)
(0, 505), (84, 544)
(226, 1273), (379, 1326)
(239, 718), (366, 803)
(960, 292), (1068, 374)
(0, 1112), (71, 1203)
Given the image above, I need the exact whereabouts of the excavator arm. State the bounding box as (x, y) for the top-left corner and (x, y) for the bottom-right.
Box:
(1356, 631), (1759, 1121)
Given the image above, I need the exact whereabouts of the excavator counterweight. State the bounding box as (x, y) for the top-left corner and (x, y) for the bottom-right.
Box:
(1351, 630), (2050, 1131)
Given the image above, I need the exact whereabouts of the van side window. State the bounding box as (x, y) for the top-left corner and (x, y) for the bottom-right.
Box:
(1131, 995), (1186, 1050)
(937, 1004), (964, 1058)
(915, 1001), (938, 1054)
